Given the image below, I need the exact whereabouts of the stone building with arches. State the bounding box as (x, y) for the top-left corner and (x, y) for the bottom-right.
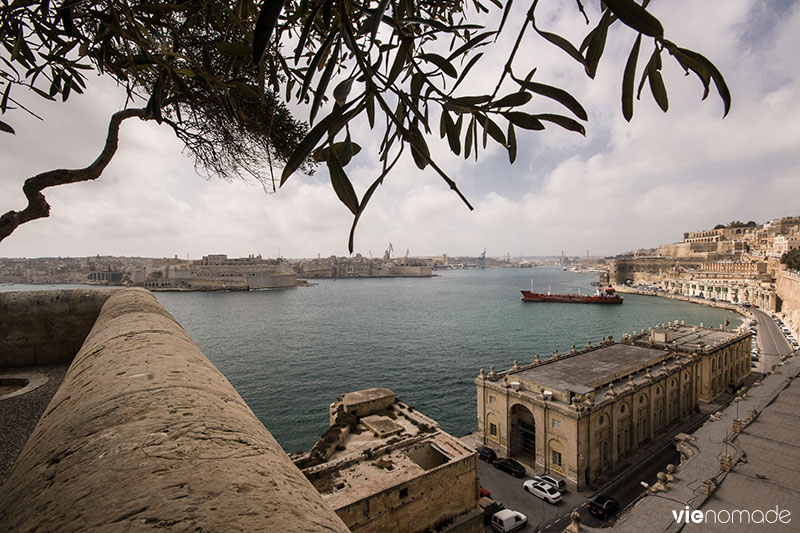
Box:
(475, 325), (751, 491)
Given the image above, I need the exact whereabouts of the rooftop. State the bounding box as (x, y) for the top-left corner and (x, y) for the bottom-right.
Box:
(298, 391), (474, 510)
(512, 344), (669, 394)
(341, 387), (394, 411)
(648, 325), (744, 353)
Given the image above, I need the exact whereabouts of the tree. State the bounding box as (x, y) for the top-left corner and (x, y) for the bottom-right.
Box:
(727, 220), (756, 228)
(1, 0), (731, 249)
(1, 0), (307, 242)
(782, 249), (800, 272)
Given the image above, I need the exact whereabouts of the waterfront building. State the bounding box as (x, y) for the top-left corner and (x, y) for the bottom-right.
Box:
(475, 326), (751, 491)
(294, 254), (433, 278)
(293, 388), (481, 533)
(133, 254), (298, 290)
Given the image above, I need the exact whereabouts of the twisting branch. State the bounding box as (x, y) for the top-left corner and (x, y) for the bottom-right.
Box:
(0, 107), (147, 243)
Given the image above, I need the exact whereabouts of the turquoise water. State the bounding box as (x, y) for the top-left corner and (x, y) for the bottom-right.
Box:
(1, 270), (740, 452)
(149, 267), (739, 453)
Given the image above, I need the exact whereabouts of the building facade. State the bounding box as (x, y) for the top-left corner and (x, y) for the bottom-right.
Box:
(476, 326), (751, 491)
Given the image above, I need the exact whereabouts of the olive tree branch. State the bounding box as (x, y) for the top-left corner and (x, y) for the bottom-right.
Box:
(337, 4), (473, 210)
(0, 107), (147, 243)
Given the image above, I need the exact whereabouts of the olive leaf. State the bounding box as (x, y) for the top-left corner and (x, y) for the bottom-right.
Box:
(622, 34), (642, 122)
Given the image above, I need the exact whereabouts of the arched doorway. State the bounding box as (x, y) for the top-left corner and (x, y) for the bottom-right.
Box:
(509, 404), (535, 462)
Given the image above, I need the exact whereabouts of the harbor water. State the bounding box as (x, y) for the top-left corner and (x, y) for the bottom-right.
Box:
(153, 267), (739, 453)
(2, 268), (740, 453)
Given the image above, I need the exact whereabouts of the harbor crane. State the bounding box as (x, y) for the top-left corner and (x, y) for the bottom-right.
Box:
(384, 243), (393, 260)
(479, 249), (486, 269)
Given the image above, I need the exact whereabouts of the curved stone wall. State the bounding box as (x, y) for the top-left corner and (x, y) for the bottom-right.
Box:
(0, 288), (349, 532)
(0, 288), (118, 368)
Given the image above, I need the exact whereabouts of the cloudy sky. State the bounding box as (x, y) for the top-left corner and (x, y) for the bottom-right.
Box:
(2, 0), (799, 260)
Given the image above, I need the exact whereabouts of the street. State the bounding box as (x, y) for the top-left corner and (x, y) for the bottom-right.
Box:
(477, 439), (680, 532)
(752, 308), (793, 372)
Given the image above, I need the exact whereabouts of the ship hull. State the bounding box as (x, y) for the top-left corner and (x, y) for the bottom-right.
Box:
(520, 290), (623, 304)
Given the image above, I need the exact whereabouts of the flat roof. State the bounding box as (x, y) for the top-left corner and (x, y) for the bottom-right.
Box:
(320, 432), (471, 509)
(303, 399), (473, 510)
(342, 387), (394, 409)
(660, 326), (742, 352)
(513, 344), (669, 392)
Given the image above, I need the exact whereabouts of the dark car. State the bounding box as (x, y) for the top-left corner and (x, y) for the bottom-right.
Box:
(493, 458), (526, 478)
(477, 446), (497, 463)
(587, 495), (619, 519)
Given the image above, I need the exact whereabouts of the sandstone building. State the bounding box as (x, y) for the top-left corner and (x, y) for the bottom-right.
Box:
(293, 388), (481, 533)
(132, 254), (298, 290)
(475, 325), (751, 492)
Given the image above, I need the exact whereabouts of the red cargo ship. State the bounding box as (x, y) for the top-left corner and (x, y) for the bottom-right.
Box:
(521, 284), (623, 304)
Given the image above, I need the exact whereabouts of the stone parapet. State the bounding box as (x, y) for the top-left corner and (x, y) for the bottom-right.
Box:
(0, 288), (119, 368)
(0, 288), (349, 532)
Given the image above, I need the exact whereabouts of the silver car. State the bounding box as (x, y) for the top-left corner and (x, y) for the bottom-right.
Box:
(533, 473), (567, 492)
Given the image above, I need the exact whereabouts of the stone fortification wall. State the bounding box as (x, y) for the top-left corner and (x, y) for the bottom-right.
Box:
(777, 270), (800, 336)
(0, 288), (118, 368)
(335, 451), (480, 533)
(0, 288), (349, 532)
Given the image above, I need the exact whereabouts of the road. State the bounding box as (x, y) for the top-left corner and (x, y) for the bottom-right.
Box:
(477, 460), (586, 532)
(752, 308), (793, 372)
(478, 439), (681, 532)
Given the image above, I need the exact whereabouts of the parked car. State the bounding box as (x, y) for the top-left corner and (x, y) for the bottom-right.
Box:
(532, 473), (566, 492)
(587, 495), (619, 519)
(523, 480), (562, 504)
(491, 509), (527, 532)
(493, 458), (526, 478)
(477, 446), (497, 463)
(480, 487), (491, 498)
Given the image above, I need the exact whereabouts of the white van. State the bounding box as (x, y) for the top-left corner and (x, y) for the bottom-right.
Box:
(491, 509), (527, 532)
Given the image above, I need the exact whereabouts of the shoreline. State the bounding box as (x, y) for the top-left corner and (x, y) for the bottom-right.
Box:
(612, 284), (751, 324)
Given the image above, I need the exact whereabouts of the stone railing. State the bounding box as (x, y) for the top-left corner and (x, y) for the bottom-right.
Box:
(0, 288), (349, 532)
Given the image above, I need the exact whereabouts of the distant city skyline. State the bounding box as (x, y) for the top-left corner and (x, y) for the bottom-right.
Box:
(2, 0), (799, 259)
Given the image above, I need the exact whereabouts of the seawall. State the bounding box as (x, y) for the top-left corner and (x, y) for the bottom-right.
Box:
(613, 285), (749, 322)
(0, 288), (349, 532)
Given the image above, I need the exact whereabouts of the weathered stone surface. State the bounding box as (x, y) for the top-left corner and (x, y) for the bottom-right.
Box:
(0, 289), (118, 368)
(0, 288), (350, 532)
